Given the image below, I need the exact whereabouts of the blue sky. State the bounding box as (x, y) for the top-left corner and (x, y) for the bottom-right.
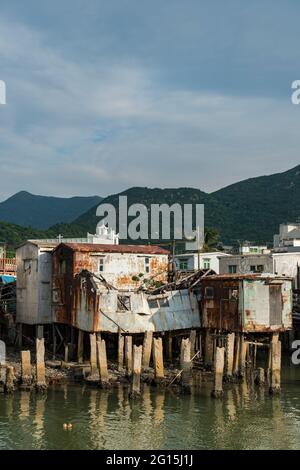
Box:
(0, 0), (299, 199)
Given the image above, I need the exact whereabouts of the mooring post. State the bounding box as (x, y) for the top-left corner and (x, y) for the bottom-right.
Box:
(255, 367), (265, 386)
(5, 366), (15, 394)
(152, 337), (164, 383)
(118, 329), (125, 371)
(130, 345), (143, 398)
(225, 333), (235, 379)
(211, 346), (225, 398)
(269, 340), (281, 394)
(36, 338), (47, 391)
(97, 339), (109, 387)
(89, 333), (97, 376)
(125, 335), (133, 376)
(77, 330), (84, 364)
(142, 331), (153, 370)
(21, 350), (32, 389)
(180, 338), (191, 393)
(204, 330), (214, 368)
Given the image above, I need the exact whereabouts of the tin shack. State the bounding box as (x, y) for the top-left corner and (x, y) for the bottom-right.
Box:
(52, 243), (170, 326)
(200, 274), (292, 333)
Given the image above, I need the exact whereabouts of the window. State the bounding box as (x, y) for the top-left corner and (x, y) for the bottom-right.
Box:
(148, 299), (159, 309)
(250, 247), (258, 253)
(229, 288), (238, 300)
(24, 259), (32, 272)
(59, 259), (66, 274)
(98, 257), (105, 272)
(203, 258), (211, 270)
(250, 265), (264, 273)
(229, 265), (237, 274)
(205, 286), (214, 299)
(179, 259), (188, 270)
(145, 257), (150, 273)
(117, 295), (131, 311)
(158, 298), (169, 308)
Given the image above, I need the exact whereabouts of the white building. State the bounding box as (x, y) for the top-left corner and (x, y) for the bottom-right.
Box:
(28, 224), (119, 246)
(274, 223), (300, 251)
(175, 251), (231, 274)
(239, 242), (270, 255)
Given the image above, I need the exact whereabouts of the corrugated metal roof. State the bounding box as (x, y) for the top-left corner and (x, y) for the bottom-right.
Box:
(55, 243), (169, 255)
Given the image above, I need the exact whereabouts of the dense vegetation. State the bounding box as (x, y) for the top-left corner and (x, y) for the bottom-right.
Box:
(1, 164), (300, 247)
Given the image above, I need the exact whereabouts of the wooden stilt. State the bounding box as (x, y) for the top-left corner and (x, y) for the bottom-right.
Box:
(77, 330), (84, 364)
(130, 345), (143, 398)
(97, 339), (109, 387)
(152, 337), (164, 383)
(21, 350), (32, 389)
(118, 329), (125, 371)
(225, 333), (235, 378)
(89, 333), (97, 376)
(125, 335), (133, 376)
(180, 338), (191, 393)
(142, 331), (153, 370)
(211, 346), (225, 398)
(36, 338), (47, 391)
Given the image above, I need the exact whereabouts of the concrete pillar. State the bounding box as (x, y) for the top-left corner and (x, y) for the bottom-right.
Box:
(97, 339), (109, 387)
(189, 330), (197, 358)
(77, 330), (84, 364)
(5, 366), (15, 394)
(36, 338), (47, 391)
(130, 345), (143, 398)
(142, 331), (153, 370)
(21, 350), (32, 388)
(255, 367), (265, 386)
(152, 337), (164, 382)
(211, 346), (225, 398)
(204, 330), (214, 368)
(269, 340), (281, 394)
(118, 330), (125, 371)
(180, 338), (191, 393)
(89, 333), (97, 376)
(225, 333), (235, 378)
(125, 335), (133, 376)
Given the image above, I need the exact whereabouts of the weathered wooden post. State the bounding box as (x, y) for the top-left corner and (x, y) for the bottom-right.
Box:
(21, 350), (32, 389)
(211, 346), (225, 398)
(189, 330), (197, 358)
(36, 338), (47, 391)
(152, 337), (165, 383)
(204, 330), (214, 368)
(5, 366), (15, 394)
(125, 335), (133, 376)
(130, 345), (143, 398)
(233, 333), (240, 377)
(142, 331), (153, 370)
(180, 338), (191, 393)
(269, 340), (281, 394)
(0, 341), (6, 393)
(225, 333), (235, 379)
(89, 333), (97, 376)
(118, 329), (125, 371)
(255, 367), (265, 386)
(36, 325), (44, 340)
(97, 339), (109, 387)
(77, 330), (84, 364)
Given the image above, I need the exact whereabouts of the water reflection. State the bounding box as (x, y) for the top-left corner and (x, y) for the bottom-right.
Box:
(2, 362), (300, 449)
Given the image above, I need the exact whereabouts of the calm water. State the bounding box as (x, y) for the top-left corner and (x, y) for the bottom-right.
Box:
(1, 362), (300, 450)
